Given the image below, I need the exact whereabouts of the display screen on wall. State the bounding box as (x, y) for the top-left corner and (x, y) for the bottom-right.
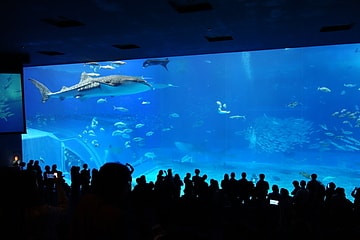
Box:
(0, 73), (26, 134)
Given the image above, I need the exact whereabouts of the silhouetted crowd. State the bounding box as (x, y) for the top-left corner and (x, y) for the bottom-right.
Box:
(1, 160), (360, 240)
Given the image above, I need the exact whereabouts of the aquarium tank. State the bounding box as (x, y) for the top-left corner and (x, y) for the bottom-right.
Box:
(22, 43), (360, 198)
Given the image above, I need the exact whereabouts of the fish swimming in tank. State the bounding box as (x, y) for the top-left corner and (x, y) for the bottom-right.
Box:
(317, 86), (331, 92)
(142, 58), (170, 71)
(29, 72), (154, 102)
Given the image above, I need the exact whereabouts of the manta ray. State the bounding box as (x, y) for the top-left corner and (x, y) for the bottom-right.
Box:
(142, 58), (169, 71)
(29, 72), (155, 103)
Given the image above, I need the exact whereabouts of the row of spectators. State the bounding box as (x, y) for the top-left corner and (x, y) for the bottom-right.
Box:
(3, 160), (360, 239)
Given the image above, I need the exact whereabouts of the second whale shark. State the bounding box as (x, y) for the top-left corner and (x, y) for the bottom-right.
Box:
(29, 72), (159, 103)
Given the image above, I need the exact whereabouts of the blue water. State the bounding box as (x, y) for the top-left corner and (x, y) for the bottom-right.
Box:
(22, 43), (360, 199)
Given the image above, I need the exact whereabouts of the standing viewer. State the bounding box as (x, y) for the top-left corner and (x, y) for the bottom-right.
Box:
(69, 162), (134, 240)
(80, 163), (91, 195)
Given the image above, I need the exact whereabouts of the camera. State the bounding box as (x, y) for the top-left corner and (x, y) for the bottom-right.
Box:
(270, 199), (279, 205)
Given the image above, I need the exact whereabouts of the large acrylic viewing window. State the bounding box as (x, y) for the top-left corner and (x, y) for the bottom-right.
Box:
(22, 43), (360, 197)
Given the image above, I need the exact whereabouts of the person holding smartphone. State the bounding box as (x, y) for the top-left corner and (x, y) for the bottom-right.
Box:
(268, 184), (281, 206)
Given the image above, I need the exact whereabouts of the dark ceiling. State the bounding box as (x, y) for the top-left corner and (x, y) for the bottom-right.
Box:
(2, 0), (360, 67)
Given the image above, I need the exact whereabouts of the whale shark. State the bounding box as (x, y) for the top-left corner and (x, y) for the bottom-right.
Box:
(29, 72), (154, 103)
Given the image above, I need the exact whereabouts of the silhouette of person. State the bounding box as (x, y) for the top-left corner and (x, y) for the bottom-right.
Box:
(43, 164), (55, 204)
(26, 159), (34, 172)
(173, 173), (183, 199)
(220, 173), (230, 195)
(208, 178), (222, 207)
(351, 186), (360, 220)
(291, 180), (301, 196)
(324, 181), (336, 206)
(279, 187), (293, 234)
(197, 173), (209, 201)
(268, 184), (281, 203)
(238, 171), (253, 205)
(267, 184), (282, 236)
(324, 187), (354, 236)
(306, 173), (325, 208)
(228, 171), (238, 205)
(90, 168), (99, 191)
(5, 167), (69, 239)
(69, 162), (134, 240)
(254, 173), (270, 205)
(183, 172), (194, 199)
(33, 160), (43, 186)
(192, 168), (202, 198)
(70, 165), (81, 204)
(80, 163), (91, 195)
(51, 164), (62, 178)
